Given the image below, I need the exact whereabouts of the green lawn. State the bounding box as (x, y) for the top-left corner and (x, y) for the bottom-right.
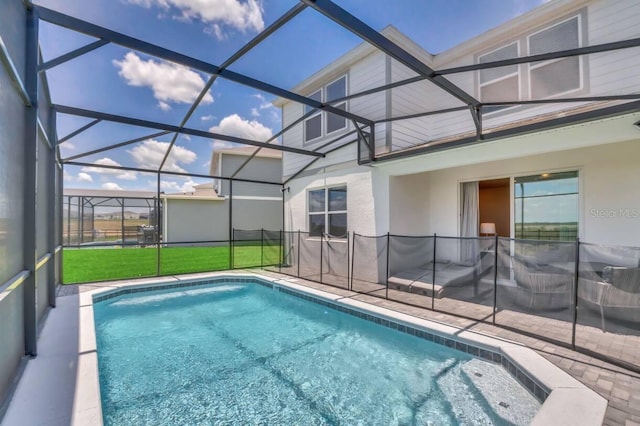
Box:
(62, 245), (281, 284)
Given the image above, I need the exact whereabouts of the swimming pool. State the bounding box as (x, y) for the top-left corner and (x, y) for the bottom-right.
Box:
(93, 277), (541, 425)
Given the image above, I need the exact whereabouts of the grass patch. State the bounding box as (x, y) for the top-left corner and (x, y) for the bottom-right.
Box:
(62, 245), (281, 284)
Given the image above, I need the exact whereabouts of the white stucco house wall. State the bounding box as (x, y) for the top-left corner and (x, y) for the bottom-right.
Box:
(274, 0), (640, 247)
(162, 147), (283, 243)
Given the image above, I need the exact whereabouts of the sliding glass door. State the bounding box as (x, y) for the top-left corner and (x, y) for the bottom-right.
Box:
(514, 171), (579, 241)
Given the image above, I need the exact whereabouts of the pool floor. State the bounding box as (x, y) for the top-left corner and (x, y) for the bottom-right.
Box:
(93, 281), (539, 425)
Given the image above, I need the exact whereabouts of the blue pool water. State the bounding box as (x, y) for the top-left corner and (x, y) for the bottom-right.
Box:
(94, 281), (536, 425)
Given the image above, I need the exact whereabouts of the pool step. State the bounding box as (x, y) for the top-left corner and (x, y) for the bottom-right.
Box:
(436, 361), (497, 425)
(460, 359), (541, 426)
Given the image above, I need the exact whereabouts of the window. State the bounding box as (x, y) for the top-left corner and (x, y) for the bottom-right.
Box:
(304, 90), (322, 142)
(478, 43), (520, 108)
(326, 76), (347, 134)
(308, 186), (347, 237)
(477, 14), (583, 111)
(514, 171), (578, 241)
(303, 75), (348, 143)
(528, 16), (581, 99)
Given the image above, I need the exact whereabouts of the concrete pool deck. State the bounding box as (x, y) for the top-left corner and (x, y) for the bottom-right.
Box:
(3, 270), (636, 425)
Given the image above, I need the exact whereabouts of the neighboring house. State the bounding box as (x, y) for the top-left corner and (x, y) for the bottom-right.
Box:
(162, 147), (283, 243)
(274, 0), (640, 247)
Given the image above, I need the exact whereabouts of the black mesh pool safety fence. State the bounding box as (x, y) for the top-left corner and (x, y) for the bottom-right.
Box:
(62, 226), (640, 371)
(266, 230), (640, 373)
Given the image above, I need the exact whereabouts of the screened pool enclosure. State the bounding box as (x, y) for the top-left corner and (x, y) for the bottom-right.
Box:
(2, 0), (640, 412)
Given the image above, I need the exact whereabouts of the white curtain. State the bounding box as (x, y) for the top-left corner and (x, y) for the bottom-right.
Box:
(461, 181), (479, 237)
(461, 181), (479, 264)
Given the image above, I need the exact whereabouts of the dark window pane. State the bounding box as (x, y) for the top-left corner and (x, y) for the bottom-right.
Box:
(309, 214), (325, 237)
(304, 90), (322, 114)
(326, 76), (346, 102)
(479, 43), (518, 83)
(308, 189), (325, 212)
(530, 57), (580, 98)
(480, 75), (519, 103)
(530, 17), (579, 55)
(328, 187), (347, 211)
(327, 103), (346, 133)
(328, 213), (347, 237)
(305, 114), (322, 141)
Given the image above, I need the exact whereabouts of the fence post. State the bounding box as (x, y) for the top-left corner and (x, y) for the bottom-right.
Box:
(230, 227), (235, 270)
(432, 234), (437, 311)
(349, 231), (354, 291)
(121, 200), (125, 248)
(492, 234), (499, 325)
(279, 230), (283, 274)
(385, 232), (390, 299)
(260, 228), (264, 268)
(320, 232), (324, 284)
(346, 231), (351, 291)
(571, 238), (580, 350)
(297, 230), (301, 278)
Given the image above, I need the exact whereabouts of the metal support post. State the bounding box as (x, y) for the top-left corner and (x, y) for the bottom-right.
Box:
(23, 7), (39, 357)
(349, 232), (355, 291)
(260, 228), (264, 268)
(121, 199), (125, 248)
(492, 234), (499, 325)
(346, 231), (350, 291)
(431, 234), (437, 311)
(297, 230), (301, 277)
(47, 104), (57, 307)
(320, 233), (324, 284)
(229, 180), (234, 269)
(279, 230), (283, 273)
(156, 173), (161, 276)
(385, 232), (390, 299)
(571, 238), (580, 349)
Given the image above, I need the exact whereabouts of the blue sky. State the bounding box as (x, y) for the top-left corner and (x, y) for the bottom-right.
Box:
(37, 0), (546, 192)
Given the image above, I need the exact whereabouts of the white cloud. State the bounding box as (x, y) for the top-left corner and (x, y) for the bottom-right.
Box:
(160, 178), (198, 193)
(126, 0), (264, 39)
(60, 141), (76, 151)
(63, 170), (73, 181)
(127, 139), (197, 173)
(210, 140), (234, 150)
(80, 157), (137, 180)
(252, 93), (274, 110)
(201, 114), (217, 121)
(102, 182), (123, 191)
(250, 107), (260, 117)
(113, 52), (213, 110)
(209, 114), (272, 142)
(77, 172), (93, 182)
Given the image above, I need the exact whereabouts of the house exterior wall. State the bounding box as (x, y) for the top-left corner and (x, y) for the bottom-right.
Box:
(284, 165), (389, 236)
(163, 197), (282, 243)
(218, 154), (282, 197)
(281, 50), (387, 179)
(389, 173), (430, 236)
(280, 0), (640, 251)
(388, 138), (640, 247)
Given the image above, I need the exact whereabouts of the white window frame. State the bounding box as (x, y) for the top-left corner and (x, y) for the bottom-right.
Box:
(527, 15), (583, 100)
(303, 89), (323, 144)
(307, 185), (347, 238)
(477, 42), (521, 115)
(513, 169), (581, 241)
(303, 74), (349, 145)
(325, 75), (349, 136)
